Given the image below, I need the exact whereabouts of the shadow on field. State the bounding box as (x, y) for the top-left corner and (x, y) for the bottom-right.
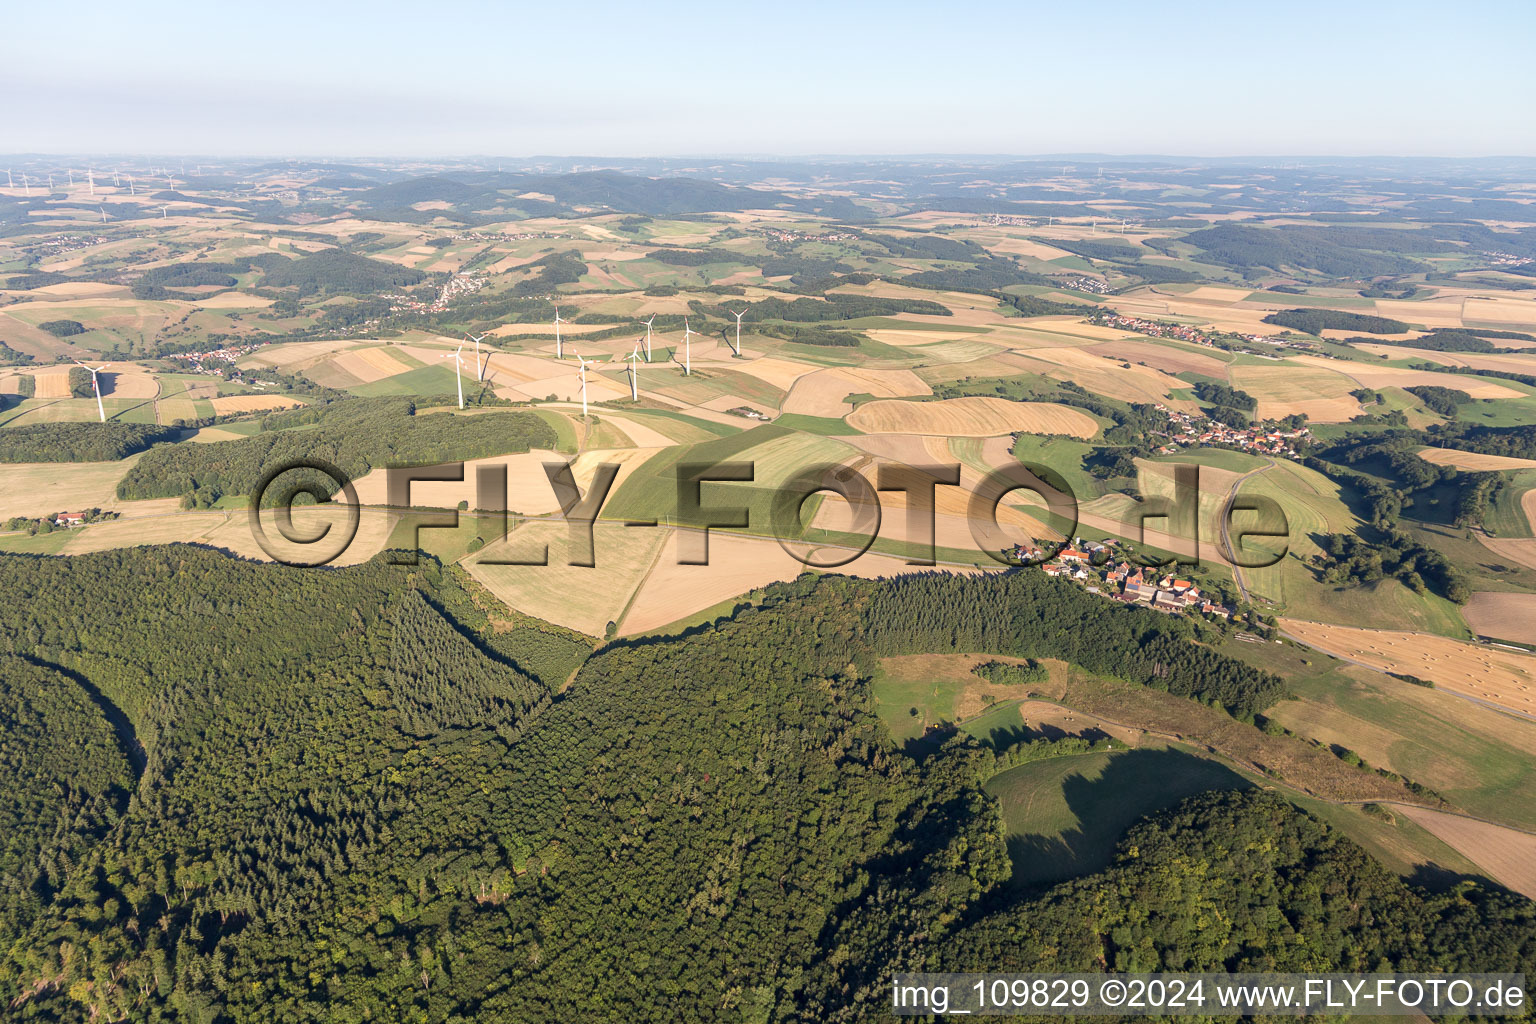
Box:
(997, 746), (1252, 893)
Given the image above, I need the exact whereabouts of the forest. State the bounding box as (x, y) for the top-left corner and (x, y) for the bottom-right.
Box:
(116, 398), (556, 505)
(1262, 307), (1410, 335)
(0, 422), (180, 462)
(0, 547), (1526, 1022)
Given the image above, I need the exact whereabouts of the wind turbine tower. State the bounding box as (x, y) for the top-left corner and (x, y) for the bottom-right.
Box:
(466, 333), (487, 381)
(729, 309), (746, 356)
(577, 354), (590, 419)
(74, 360), (108, 422)
(88, 170), (96, 196)
(682, 318), (692, 375)
(553, 306), (566, 359)
(159, 205), (169, 219)
(642, 313), (655, 361)
(628, 342), (640, 400)
(442, 343), (466, 409)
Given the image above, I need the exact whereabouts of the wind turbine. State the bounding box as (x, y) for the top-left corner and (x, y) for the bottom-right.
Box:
(159, 205), (169, 219)
(682, 317), (692, 375)
(68, 168), (74, 186)
(112, 170), (120, 187)
(99, 207), (107, 223)
(74, 360), (108, 422)
(126, 175), (135, 195)
(576, 353), (591, 419)
(442, 342), (466, 409)
(728, 309), (746, 356)
(88, 170), (95, 196)
(5, 169), (11, 188)
(466, 332), (487, 381)
(628, 342), (640, 401)
(641, 313), (655, 361)
(553, 305), (567, 359)
(47, 174), (54, 189)
(21, 174), (30, 197)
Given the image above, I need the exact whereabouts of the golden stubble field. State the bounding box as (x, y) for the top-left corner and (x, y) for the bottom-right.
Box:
(1280, 619), (1536, 720)
(846, 397), (1098, 437)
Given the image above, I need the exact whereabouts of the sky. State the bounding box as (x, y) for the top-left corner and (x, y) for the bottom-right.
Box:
(4, 0), (1534, 158)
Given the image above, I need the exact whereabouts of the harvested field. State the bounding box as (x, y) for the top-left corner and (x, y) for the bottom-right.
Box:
(1353, 345), (1536, 377)
(866, 327), (992, 347)
(209, 394), (303, 415)
(468, 520), (668, 635)
(847, 397), (1097, 438)
(599, 415), (679, 448)
(1374, 299), (1466, 328)
(619, 530), (979, 635)
(1301, 353), (1528, 397)
(1280, 619), (1536, 720)
(1463, 592), (1536, 645)
(1007, 346), (1193, 407)
(1229, 363), (1361, 421)
(1088, 339), (1230, 377)
(781, 367), (931, 417)
(352, 449), (568, 514)
(239, 337), (359, 370)
(730, 356), (819, 391)
(0, 461), (159, 520)
(1476, 534), (1536, 571)
(1419, 448), (1536, 472)
(32, 370), (71, 399)
(1394, 805), (1536, 900)
(1463, 296), (1536, 327)
(329, 346), (414, 383)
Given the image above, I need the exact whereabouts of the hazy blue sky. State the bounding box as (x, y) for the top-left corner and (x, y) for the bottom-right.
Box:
(5, 0), (1533, 157)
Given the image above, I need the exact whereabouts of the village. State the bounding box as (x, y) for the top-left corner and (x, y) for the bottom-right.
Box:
(1007, 538), (1235, 621)
(1152, 403), (1312, 459)
(1089, 310), (1319, 354)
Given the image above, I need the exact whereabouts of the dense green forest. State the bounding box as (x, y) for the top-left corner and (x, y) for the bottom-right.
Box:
(1262, 308), (1410, 335)
(690, 293), (949, 323)
(938, 789), (1535, 974)
(1193, 380), (1257, 411)
(0, 422), (181, 462)
(116, 398), (556, 506)
(1182, 225), (1443, 278)
(0, 548), (1525, 1022)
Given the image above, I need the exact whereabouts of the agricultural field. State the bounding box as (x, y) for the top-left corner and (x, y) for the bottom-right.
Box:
(5, 155), (1536, 982)
(1280, 619), (1536, 721)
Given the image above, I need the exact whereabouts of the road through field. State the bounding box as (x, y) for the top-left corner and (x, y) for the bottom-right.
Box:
(1220, 457), (1277, 606)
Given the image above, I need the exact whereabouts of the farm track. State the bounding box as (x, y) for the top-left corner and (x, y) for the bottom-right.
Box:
(1220, 456), (1277, 605)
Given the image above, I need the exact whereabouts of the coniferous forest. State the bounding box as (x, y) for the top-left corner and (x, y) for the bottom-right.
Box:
(0, 546), (1530, 1022)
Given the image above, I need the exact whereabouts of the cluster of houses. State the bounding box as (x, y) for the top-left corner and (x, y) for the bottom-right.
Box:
(170, 342), (262, 371)
(27, 234), (110, 259)
(1060, 275), (1112, 294)
(387, 273), (486, 317)
(1089, 311), (1268, 349)
(1007, 539), (1233, 620)
(1155, 404), (1311, 459)
(50, 509), (116, 528)
(759, 228), (856, 244)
